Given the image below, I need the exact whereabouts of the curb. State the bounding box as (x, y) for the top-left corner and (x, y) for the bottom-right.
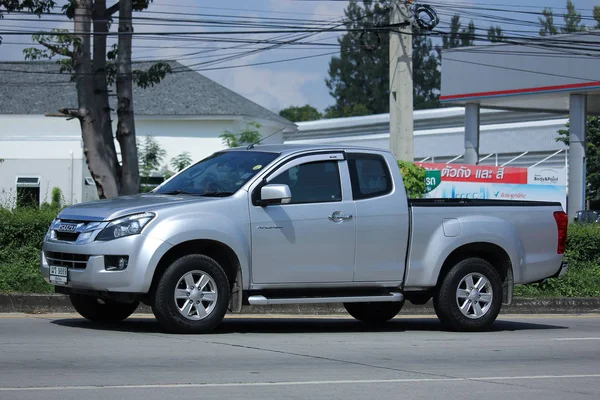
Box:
(2, 294), (600, 315)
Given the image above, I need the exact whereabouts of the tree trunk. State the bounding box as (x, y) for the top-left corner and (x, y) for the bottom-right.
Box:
(116, 0), (140, 195)
(92, 0), (121, 191)
(73, 0), (119, 199)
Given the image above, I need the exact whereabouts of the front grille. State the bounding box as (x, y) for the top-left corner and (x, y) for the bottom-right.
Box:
(45, 252), (89, 270)
(55, 232), (80, 242)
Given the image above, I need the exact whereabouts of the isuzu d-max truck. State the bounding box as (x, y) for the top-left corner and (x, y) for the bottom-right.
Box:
(41, 145), (568, 333)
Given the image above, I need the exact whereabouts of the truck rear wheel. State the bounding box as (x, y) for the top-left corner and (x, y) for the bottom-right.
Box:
(152, 254), (230, 334)
(344, 301), (403, 323)
(69, 294), (139, 322)
(434, 257), (502, 332)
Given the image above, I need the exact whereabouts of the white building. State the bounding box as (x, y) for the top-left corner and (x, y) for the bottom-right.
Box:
(0, 61), (296, 207)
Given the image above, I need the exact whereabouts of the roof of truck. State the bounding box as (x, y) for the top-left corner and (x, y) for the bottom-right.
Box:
(225, 143), (391, 155)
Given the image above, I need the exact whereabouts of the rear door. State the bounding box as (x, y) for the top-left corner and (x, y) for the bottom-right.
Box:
(249, 153), (356, 284)
(346, 152), (409, 282)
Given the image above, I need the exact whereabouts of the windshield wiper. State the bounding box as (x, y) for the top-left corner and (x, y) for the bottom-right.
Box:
(199, 191), (235, 197)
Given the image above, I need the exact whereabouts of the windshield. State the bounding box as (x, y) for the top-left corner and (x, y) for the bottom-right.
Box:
(154, 151), (279, 196)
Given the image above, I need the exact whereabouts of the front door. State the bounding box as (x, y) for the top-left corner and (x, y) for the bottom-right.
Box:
(249, 154), (356, 284)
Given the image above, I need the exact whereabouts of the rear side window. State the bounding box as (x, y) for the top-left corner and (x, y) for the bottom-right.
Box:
(347, 153), (393, 200)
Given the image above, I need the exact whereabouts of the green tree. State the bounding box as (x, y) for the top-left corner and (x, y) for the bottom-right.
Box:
(438, 14), (476, 52)
(487, 25), (504, 43)
(460, 21), (476, 47)
(442, 15), (462, 49)
(562, 0), (586, 33)
(0, 0), (171, 199)
(138, 137), (167, 178)
(326, 0), (391, 116)
(325, 0), (441, 116)
(539, 8), (559, 36)
(221, 122), (262, 148)
(323, 103), (371, 119)
(413, 32), (440, 110)
(594, 6), (600, 29)
(557, 117), (600, 207)
(539, 1), (585, 36)
(436, 14), (477, 63)
(279, 105), (322, 122)
(170, 152), (193, 172)
(50, 187), (62, 208)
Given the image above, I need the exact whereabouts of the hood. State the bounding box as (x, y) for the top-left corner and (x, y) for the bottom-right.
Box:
(57, 193), (217, 221)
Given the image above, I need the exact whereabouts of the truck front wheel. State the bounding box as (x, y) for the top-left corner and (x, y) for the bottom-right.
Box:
(434, 257), (502, 332)
(344, 301), (403, 324)
(152, 254), (230, 334)
(69, 294), (139, 322)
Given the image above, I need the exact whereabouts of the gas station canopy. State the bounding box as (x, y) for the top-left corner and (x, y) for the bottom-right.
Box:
(440, 31), (600, 114)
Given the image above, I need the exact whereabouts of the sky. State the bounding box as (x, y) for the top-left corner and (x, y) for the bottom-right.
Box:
(1, 0), (599, 114)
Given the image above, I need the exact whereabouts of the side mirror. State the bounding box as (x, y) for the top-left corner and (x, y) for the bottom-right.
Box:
(260, 184), (292, 206)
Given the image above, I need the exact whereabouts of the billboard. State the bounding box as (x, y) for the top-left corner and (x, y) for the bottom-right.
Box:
(416, 163), (567, 211)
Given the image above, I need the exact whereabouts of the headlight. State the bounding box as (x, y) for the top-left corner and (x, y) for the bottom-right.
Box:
(45, 219), (59, 241)
(95, 212), (155, 241)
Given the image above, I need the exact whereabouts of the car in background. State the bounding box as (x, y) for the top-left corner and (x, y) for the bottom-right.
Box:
(574, 210), (600, 223)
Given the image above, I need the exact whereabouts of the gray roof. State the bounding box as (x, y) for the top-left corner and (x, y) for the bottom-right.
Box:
(0, 60), (293, 126)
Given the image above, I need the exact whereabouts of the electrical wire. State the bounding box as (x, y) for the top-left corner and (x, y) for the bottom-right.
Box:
(3, 0), (600, 86)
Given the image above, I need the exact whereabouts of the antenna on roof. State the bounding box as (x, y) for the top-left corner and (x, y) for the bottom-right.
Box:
(246, 128), (286, 150)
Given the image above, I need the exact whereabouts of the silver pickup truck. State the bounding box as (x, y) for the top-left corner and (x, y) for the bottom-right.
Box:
(41, 145), (568, 333)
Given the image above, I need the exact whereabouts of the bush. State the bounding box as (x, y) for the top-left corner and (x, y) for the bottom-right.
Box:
(515, 261), (600, 297)
(563, 223), (600, 264)
(51, 187), (62, 209)
(397, 161), (426, 198)
(0, 207), (58, 293)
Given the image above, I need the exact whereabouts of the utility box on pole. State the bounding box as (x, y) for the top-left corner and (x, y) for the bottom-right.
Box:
(389, 0), (414, 162)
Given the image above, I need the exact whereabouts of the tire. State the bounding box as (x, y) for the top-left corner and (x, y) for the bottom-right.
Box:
(152, 254), (230, 334)
(434, 257), (502, 332)
(344, 301), (404, 323)
(69, 294), (139, 323)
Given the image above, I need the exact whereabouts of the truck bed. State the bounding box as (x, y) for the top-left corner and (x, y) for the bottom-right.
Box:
(404, 198), (564, 289)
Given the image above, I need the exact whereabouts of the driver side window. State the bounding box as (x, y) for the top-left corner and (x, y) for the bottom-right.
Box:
(270, 161), (342, 204)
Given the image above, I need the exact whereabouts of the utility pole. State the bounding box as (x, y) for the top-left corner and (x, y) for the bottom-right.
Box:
(389, 0), (414, 162)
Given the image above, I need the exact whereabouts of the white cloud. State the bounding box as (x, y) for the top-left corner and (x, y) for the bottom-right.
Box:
(204, 66), (320, 112)
(311, 2), (348, 21)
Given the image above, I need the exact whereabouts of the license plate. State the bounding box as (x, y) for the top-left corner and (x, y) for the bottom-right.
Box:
(49, 266), (68, 285)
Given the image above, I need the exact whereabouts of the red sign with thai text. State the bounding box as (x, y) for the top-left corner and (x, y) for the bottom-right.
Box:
(415, 162), (528, 184)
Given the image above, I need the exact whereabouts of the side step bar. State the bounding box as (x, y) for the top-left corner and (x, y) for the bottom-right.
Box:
(248, 292), (403, 306)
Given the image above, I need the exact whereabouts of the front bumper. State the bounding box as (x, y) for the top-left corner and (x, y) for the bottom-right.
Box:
(41, 234), (173, 293)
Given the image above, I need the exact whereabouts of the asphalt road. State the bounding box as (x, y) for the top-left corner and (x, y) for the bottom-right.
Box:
(1, 313), (600, 400)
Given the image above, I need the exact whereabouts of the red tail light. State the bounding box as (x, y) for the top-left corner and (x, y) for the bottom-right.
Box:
(553, 211), (568, 254)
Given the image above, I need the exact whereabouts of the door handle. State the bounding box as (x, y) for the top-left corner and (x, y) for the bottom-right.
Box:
(328, 212), (353, 222)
